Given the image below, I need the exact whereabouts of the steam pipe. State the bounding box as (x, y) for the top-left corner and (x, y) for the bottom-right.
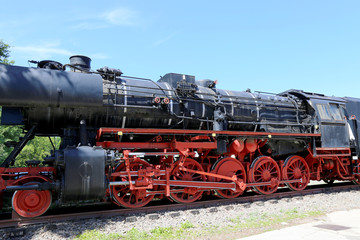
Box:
(79, 120), (88, 146)
(5, 184), (40, 191)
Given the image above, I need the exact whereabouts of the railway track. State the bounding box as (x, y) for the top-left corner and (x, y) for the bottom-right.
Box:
(0, 182), (359, 229)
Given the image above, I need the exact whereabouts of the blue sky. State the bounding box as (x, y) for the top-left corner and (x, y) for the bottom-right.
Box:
(1, 1), (360, 97)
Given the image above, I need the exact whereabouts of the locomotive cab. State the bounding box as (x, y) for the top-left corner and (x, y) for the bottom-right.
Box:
(312, 99), (349, 148)
(282, 90), (350, 149)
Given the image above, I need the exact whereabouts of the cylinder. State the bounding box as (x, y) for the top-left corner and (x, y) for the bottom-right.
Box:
(229, 139), (245, 153)
(245, 139), (258, 153)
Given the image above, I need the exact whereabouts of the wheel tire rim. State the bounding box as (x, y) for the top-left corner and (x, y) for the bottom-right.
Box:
(283, 155), (310, 191)
(111, 159), (154, 208)
(170, 158), (206, 203)
(249, 156), (280, 195)
(12, 183), (52, 218)
(212, 157), (246, 199)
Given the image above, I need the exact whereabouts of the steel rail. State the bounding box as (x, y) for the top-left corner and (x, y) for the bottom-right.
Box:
(0, 183), (358, 229)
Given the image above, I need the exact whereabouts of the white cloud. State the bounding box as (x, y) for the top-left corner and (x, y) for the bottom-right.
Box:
(72, 7), (139, 30)
(71, 22), (108, 30)
(13, 44), (74, 59)
(14, 46), (73, 56)
(152, 33), (177, 47)
(13, 43), (109, 63)
(102, 8), (138, 26)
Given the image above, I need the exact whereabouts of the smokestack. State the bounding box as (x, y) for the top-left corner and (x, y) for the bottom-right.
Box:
(69, 55), (91, 72)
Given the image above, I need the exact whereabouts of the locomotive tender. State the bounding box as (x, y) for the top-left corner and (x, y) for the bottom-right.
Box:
(0, 55), (359, 217)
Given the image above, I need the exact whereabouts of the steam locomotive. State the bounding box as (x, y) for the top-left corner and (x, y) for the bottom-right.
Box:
(0, 55), (359, 218)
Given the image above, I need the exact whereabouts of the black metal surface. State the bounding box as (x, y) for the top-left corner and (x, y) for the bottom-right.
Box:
(0, 60), (317, 135)
(62, 146), (106, 202)
(69, 55), (91, 71)
(3, 58), (358, 140)
(2, 58), (358, 154)
(344, 97), (360, 150)
(37, 60), (63, 70)
(5, 184), (40, 191)
(0, 107), (23, 125)
(0, 64), (102, 108)
(79, 120), (88, 146)
(321, 124), (349, 148)
(351, 118), (360, 157)
(196, 79), (216, 88)
(158, 73), (195, 89)
(281, 89), (347, 103)
(307, 98), (349, 148)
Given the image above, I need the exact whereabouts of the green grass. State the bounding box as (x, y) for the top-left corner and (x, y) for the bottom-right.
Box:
(76, 229), (121, 240)
(75, 220), (195, 240)
(75, 209), (324, 240)
(206, 208), (325, 239)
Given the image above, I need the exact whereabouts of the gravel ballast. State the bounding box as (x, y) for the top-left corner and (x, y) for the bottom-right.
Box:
(1, 189), (360, 239)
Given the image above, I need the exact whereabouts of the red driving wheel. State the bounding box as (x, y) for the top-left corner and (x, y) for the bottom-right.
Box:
(211, 157), (246, 198)
(111, 159), (154, 208)
(12, 182), (52, 218)
(249, 156), (280, 195)
(170, 158), (206, 203)
(282, 155), (310, 191)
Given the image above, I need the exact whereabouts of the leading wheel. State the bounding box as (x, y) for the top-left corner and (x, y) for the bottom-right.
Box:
(282, 155), (310, 191)
(12, 182), (52, 218)
(170, 158), (206, 203)
(211, 157), (246, 198)
(249, 156), (280, 195)
(111, 159), (154, 208)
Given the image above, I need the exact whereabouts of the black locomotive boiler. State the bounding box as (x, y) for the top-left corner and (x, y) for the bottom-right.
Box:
(0, 55), (359, 217)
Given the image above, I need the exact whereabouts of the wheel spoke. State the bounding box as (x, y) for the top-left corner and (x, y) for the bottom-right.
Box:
(253, 173), (263, 177)
(259, 164), (266, 172)
(111, 159), (154, 208)
(262, 164), (268, 171)
(170, 158), (205, 203)
(268, 165), (276, 172)
(284, 156), (310, 191)
(193, 175), (202, 180)
(251, 157), (280, 195)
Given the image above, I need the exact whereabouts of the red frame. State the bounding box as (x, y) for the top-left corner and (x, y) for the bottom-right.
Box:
(97, 127), (321, 140)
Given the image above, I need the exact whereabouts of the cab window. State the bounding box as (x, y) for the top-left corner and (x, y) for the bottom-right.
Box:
(316, 104), (332, 120)
(329, 104), (343, 121)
